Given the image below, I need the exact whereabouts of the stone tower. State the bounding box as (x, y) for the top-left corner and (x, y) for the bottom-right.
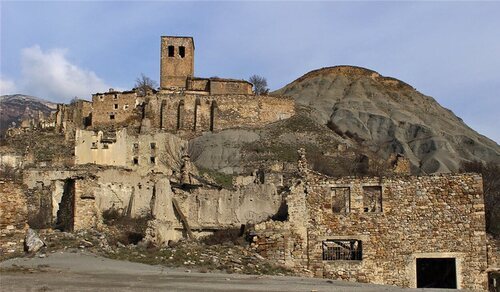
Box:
(160, 36), (194, 89)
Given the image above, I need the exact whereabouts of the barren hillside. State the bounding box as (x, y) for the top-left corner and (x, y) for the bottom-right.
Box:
(273, 66), (500, 173)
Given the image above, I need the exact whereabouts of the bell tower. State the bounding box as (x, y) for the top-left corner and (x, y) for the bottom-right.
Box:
(160, 36), (194, 89)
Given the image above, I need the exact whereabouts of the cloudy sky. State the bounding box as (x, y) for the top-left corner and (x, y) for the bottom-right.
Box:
(1, 1), (499, 142)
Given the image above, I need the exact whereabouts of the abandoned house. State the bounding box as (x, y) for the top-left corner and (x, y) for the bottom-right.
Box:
(252, 150), (489, 290)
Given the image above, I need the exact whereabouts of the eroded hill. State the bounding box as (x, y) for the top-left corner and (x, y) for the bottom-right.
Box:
(273, 66), (500, 173)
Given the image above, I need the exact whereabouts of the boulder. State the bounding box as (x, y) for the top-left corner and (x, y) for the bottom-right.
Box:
(24, 228), (45, 253)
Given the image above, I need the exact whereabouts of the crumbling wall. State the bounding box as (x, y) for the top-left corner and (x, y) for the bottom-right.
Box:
(91, 90), (138, 127)
(0, 180), (27, 234)
(75, 129), (186, 175)
(174, 183), (281, 229)
(152, 93), (295, 134)
(73, 179), (101, 231)
(254, 173), (488, 290)
(0, 179), (28, 255)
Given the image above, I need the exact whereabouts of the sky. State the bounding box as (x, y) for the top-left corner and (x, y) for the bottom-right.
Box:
(0, 1), (499, 143)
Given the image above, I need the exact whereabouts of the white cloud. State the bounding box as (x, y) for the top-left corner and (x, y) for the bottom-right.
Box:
(0, 77), (17, 95)
(19, 45), (112, 102)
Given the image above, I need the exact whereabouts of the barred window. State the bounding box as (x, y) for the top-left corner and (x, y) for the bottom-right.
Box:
(323, 240), (362, 261)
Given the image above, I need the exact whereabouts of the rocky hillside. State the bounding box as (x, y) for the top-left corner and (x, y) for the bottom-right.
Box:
(0, 94), (57, 137)
(273, 66), (500, 173)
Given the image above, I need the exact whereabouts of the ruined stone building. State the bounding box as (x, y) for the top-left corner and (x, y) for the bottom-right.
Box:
(88, 36), (294, 135)
(0, 36), (495, 291)
(253, 152), (488, 289)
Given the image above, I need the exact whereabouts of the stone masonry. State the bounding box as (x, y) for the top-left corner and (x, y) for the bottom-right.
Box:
(253, 152), (488, 290)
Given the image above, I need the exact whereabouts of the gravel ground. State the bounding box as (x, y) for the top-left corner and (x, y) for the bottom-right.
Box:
(0, 251), (461, 292)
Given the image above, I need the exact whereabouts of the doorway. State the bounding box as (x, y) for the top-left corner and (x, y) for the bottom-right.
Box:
(416, 258), (457, 288)
(55, 179), (75, 232)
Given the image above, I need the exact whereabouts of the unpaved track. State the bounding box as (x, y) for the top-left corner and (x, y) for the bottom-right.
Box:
(0, 251), (458, 291)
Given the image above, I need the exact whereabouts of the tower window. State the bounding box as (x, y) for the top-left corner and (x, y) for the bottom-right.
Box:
(150, 157), (156, 164)
(114, 104), (118, 109)
(168, 45), (175, 57)
(150, 142), (156, 149)
(133, 157), (138, 165)
(109, 114), (115, 120)
(179, 46), (185, 58)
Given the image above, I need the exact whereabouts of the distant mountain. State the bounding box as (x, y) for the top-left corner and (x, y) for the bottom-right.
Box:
(273, 66), (500, 173)
(0, 94), (57, 137)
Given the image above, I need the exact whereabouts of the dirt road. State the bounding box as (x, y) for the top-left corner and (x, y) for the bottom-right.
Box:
(0, 251), (456, 291)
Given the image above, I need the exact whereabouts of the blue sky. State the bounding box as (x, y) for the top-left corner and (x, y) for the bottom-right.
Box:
(1, 1), (499, 143)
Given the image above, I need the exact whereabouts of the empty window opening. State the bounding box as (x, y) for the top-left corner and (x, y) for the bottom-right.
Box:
(416, 258), (457, 288)
(55, 179), (75, 232)
(150, 142), (156, 149)
(332, 187), (350, 213)
(124, 104), (129, 110)
(168, 45), (175, 57)
(114, 104), (118, 109)
(91, 142), (97, 149)
(113, 94), (118, 100)
(323, 240), (362, 261)
(179, 46), (185, 58)
(150, 157), (156, 164)
(109, 114), (115, 120)
(363, 186), (382, 212)
(99, 96), (104, 101)
(133, 157), (138, 165)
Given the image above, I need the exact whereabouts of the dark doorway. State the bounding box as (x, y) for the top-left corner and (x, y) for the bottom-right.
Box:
(55, 179), (75, 232)
(417, 258), (457, 288)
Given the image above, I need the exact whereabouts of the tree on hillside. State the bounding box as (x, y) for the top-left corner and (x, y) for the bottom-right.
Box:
(135, 73), (158, 97)
(249, 75), (269, 95)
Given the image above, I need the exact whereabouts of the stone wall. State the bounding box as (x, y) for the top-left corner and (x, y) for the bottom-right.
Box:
(160, 36), (194, 89)
(75, 129), (186, 175)
(147, 93), (295, 134)
(0, 180), (27, 234)
(21, 168), (282, 243)
(92, 90), (139, 127)
(0, 179), (27, 255)
(209, 79), (253, 95)
(173, 183), (281, 230)
(253, 173), (488, 290)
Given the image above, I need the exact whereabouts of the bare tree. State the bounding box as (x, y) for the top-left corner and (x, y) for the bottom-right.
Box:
(135, 73), (158, 97)
(249, 75), (269, 95)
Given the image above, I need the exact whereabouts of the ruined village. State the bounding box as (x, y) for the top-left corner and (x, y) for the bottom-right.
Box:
(1, 36), (499, 291)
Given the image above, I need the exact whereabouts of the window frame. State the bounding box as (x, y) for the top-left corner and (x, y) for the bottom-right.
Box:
(322, 239), (363, 261)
